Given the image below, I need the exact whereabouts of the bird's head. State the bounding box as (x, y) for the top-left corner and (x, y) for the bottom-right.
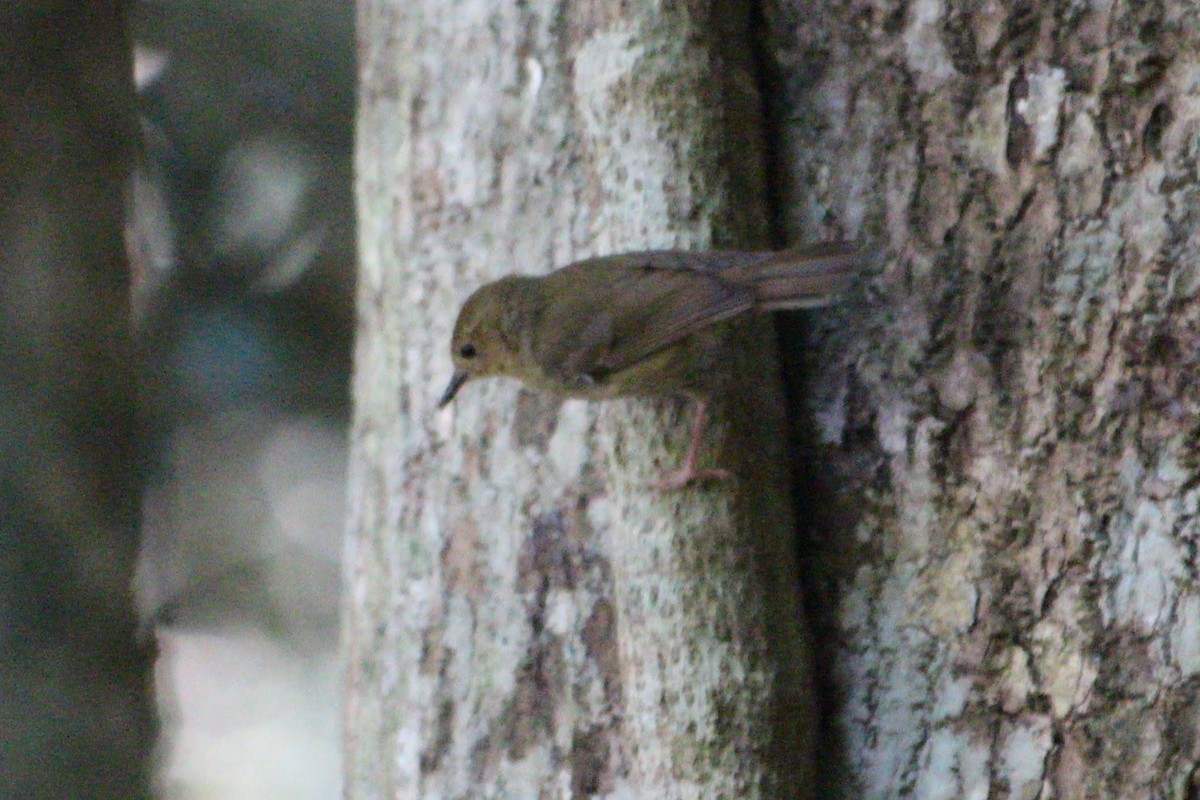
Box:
(438, 278), (525, 408)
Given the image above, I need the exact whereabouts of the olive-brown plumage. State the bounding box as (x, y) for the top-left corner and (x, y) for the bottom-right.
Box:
(440, 243), (858, 488)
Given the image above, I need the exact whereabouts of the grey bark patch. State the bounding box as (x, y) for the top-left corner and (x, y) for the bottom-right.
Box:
(441, 517), (484, 603)
(514, 389), (563, 449)
(503, 635), (567, 761)
(582, 597), (623, 711)
(518, 509), (577, 593)
(570, 725), (614, 797)
(420, 699), (455, 775)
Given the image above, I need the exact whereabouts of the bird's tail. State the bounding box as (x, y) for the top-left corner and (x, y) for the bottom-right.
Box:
(726, 242), (861, 312)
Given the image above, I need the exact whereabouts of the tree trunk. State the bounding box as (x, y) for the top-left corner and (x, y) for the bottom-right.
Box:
(0, 5), (153, 798)
(765, 1), (1200, 797)
(348, 1), (812, 797)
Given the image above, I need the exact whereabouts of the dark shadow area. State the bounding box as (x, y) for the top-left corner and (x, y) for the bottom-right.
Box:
(748, 4), (863, 797)
(774, 312), (860, 799)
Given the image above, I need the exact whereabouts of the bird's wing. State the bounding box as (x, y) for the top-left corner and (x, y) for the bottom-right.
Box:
(531, 252), (756, 384)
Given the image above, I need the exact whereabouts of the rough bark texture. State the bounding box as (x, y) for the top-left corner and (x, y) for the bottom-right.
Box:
(765, 1), (1200, 797)
(0, 5), (153, 798)
(348, 1), (812, 797)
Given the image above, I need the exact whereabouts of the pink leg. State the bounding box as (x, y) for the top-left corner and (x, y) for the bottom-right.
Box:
(650, 398), (734, 492)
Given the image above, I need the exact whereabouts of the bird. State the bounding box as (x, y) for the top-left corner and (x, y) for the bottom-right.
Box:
(438, 243), (859, 490)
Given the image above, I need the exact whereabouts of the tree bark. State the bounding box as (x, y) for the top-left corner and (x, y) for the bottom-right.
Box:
(0, 4), (153, 798)
(348, 1), (812, 797)
(765, 1), (1200, 797)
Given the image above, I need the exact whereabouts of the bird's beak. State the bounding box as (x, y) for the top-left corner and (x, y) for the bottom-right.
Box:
(438, 372), (468, 409)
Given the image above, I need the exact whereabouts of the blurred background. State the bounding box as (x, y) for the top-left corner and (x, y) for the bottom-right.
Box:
(129, 1), (354, 796)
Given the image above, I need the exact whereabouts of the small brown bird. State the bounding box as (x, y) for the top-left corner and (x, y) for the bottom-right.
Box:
(439, 243), (858, 490)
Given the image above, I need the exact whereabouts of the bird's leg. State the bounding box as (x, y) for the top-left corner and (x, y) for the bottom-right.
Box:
(651, 397), (733, 492)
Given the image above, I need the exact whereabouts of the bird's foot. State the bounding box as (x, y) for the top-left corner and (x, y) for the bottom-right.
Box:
(650, 466), (734, 493)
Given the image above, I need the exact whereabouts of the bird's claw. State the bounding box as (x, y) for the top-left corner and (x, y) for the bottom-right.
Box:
(650, 466), (734, 493)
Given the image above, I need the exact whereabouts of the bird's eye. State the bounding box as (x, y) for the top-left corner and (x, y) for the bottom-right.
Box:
(459, 344), (477, 359)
